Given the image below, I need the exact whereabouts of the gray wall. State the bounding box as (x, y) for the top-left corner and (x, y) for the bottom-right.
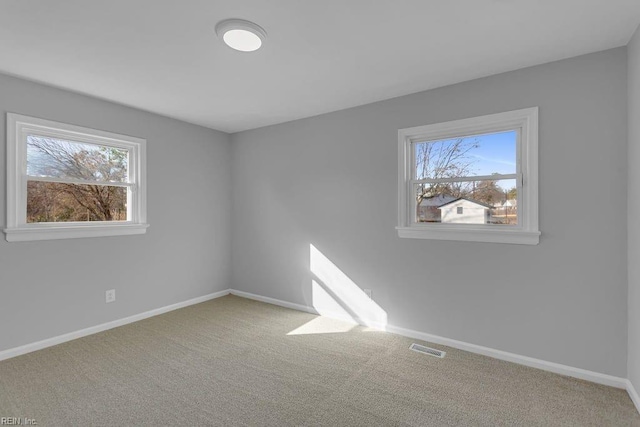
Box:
(0, 46), (630, 379)
(231, 48), (629, 377)
(0, 73), (232, 352)
(629, 25), (640, 392)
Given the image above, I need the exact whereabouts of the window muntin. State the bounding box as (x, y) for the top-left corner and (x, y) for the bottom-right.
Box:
(397, 108), (539, 245)
(5, 113), (148, 241)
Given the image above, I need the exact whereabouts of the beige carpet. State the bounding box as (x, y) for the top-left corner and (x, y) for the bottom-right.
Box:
(0, 295), (638, 426)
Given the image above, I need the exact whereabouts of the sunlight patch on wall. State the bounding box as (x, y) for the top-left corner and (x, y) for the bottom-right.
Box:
(310, 244), (387, 329)
(310, 279), (357, 323)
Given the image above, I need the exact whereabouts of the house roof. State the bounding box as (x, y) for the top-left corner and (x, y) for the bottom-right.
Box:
(419, 195), (458, 207)
(437, 197), (493, 209)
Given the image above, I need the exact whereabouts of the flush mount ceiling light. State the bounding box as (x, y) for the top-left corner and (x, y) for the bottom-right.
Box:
(215, 19), (266, 52)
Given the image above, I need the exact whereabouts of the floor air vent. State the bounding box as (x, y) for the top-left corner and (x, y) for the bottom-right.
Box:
(409, 343), (446, 358)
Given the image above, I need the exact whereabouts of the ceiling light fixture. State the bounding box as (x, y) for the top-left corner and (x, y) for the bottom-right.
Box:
(215, 19), (266, 52)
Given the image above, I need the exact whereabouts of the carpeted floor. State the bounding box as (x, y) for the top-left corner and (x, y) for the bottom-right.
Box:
(0, 295), (638, 426)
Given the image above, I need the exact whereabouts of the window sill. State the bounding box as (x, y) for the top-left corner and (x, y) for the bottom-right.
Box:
(396, 226), (540, 245)
(3, 223), (149, 242)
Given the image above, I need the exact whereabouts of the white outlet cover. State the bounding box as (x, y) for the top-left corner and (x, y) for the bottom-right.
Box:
(106, 289), (116, 303)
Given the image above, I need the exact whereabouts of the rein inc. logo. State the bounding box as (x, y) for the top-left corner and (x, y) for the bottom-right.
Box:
(0, 418), (37, 425)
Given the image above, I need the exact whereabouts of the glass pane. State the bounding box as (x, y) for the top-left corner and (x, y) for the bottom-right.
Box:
(415, 179), (517, 225)
(27, 135), (129, 183)
(415, 130), (517, 179)
(27, 181), (127, 223)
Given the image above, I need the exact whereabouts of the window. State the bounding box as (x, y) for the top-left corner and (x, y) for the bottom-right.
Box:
(4, 113), (148, 242)
(397, 107), (539, 245)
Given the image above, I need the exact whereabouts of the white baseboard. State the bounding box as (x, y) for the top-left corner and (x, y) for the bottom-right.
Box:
(384, 323), (627, 389)
(0, 289), (231, 362)
(0, 287), (634, 407)
(229, 289), (628, 390)
(230, 289), (319, 315)
(229, 289), (384, 328)
(627, 379), (640, 414)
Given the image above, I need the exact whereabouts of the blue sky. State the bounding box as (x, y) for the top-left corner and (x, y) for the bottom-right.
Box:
(466, 130), (516, 176)
(415, 130), (517, 178)
(415, 130), (517, 192)
(460, 130), (517, 192)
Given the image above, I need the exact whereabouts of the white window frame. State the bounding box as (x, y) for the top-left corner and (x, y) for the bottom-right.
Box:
(4, 113), (149, 242)
(397, 107), (540, 245)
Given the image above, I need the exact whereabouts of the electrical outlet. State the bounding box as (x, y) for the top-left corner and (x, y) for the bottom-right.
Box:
(364, 288), (372, 299)
(105, 289), (116, 303)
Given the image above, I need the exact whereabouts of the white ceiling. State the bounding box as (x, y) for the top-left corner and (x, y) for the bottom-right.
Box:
(1, 1), (639, 133)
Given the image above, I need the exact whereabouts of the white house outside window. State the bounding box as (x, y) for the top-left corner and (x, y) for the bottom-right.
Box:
(4, 113), (148, 242)
(397, 108), (539, 245)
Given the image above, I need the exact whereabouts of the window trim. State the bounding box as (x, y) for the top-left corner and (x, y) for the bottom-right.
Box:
(397, 107), (539, 245)
(4, 113), (149, 242)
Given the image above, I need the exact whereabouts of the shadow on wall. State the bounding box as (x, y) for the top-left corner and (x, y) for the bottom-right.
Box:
(288, 244), (387, 335)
